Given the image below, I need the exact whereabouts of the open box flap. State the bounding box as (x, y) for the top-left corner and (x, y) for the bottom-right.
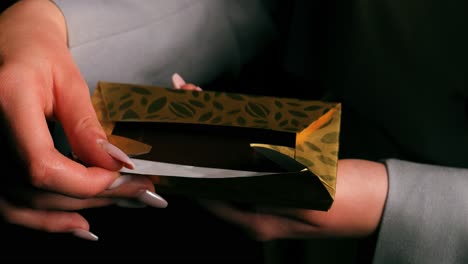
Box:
(92, 81), (341, 208)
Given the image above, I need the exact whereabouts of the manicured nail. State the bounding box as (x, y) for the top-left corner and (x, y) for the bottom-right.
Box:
(97, 139), (135, 169)
(172, 73), (186, 89)
(114, 198), (147, 208)
(138, 190), (168, 208)
(107, 174), (132, 190)
(72, 229), (99, 241)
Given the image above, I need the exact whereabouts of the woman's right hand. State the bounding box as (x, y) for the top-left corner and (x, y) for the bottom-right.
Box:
(0, 0), (167, 241)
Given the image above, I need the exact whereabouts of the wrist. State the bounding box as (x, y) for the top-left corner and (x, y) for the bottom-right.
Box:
(335, 159), (389, 236)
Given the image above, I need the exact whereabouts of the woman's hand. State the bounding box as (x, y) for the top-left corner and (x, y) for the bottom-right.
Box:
(199, 159), (389, 240)
(167, 75), (389, 240)
(0, 0), (164, 240)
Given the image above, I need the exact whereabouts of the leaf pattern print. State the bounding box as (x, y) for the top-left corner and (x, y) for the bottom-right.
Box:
(147, 97), (167, 114)
(97, 81), (341, 199)
(130, 87), (152, 95)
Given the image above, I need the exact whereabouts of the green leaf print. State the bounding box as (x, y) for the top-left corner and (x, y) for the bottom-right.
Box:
(147, 97), (167, 114)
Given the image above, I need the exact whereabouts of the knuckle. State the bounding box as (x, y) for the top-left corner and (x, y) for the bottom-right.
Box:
(40, 212), (82, 233)
(72, 115), (99, 137)
(36, 214), (58, 233)
(0, 62), (50, 106)
(26, 152), (102, 199)
(0, 61), (42, 87)
(28, 158), (50, 189)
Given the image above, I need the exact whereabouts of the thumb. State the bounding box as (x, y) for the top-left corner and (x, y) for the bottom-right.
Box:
(53, 67), (133, 171)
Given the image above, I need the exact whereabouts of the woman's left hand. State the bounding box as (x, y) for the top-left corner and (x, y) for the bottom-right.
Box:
(198, 159), (389, 241)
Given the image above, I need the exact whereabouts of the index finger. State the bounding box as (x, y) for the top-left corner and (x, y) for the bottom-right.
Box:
(2, 93), (118, 198)
(53, 62), (125, 171)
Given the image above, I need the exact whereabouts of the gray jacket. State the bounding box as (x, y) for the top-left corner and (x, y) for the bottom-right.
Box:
(53, 1), (468, 263)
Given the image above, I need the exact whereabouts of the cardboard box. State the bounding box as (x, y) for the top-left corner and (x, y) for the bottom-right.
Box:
(92, 81), (341, 210)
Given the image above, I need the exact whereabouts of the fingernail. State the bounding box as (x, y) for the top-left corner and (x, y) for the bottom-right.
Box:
(172, 73), (186, 89)
(114, 198), (147, 208)
(97, 139), (135, 169)
(195, 86), (203, 91)
(72, 229), (99, 241)
(138, 190), (168, 208)
(107, 174), (132, 190)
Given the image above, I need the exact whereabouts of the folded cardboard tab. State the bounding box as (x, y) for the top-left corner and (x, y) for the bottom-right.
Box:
(92, 81), (341, 210)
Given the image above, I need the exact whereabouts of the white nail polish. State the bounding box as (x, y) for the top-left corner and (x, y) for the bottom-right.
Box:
(138, 190), (168, 208)
(172, 73), (186, 89)
(97, 139), (135, 169)
(72, 229), (99, 241)
(107, 175), (132, 190)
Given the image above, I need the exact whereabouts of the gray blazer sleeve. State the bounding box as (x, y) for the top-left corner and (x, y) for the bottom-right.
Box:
(374, 159), (468, 264)
(52, 0), (277, 91)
